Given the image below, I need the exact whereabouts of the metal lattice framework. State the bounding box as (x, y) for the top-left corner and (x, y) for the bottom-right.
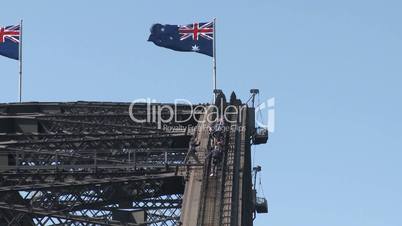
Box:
(0, 102), (203, 226)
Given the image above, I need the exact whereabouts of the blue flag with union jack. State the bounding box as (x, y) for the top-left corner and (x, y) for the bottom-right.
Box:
(148, 21), (213, 57)
(0, 24), (20, 60)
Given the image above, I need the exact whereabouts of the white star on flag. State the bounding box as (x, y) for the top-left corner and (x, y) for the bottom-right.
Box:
(192, 45), (200, 52)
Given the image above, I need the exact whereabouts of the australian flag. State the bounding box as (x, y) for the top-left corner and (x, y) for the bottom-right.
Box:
(0, 25), (21, 60)
(148, 22), (213, 57)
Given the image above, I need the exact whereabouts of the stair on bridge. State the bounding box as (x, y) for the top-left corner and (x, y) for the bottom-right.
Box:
(198, 105), (239, 226)
(220, 123), (237, 226)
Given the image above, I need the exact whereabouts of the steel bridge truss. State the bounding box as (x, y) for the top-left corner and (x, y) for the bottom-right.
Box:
(0, 102), (203, 225)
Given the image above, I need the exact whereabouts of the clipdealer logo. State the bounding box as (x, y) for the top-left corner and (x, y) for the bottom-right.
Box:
(255, 97), (275, 133)
(128, 98), (275, 132)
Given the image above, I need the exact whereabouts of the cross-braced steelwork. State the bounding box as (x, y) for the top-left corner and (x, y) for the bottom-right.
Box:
(0, 102), (202, 226)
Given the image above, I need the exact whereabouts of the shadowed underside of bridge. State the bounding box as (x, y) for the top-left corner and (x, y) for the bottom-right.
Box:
(0, 94), (265, 226)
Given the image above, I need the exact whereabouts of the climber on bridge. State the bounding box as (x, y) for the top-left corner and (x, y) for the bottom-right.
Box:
(209, 116), (225, 140)
(207, 144), (223, 176)
(184, 137), (201, 164)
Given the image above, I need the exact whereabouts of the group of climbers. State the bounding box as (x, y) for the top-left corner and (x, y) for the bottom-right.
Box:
(207, 116), (226, 176)
(184, 115), (227, 176)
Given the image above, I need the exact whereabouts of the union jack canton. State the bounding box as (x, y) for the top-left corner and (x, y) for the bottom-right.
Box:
(0, 24), (21, 60)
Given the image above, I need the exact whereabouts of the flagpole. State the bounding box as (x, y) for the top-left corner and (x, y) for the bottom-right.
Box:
(18, 19), (23, 103)
(212, 18), (217, 99)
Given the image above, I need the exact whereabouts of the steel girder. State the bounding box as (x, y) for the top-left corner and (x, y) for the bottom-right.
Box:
(1, 131), (191, 167)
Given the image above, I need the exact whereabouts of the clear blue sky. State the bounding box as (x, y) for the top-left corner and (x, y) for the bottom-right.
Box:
(1, 1), (402, 226)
